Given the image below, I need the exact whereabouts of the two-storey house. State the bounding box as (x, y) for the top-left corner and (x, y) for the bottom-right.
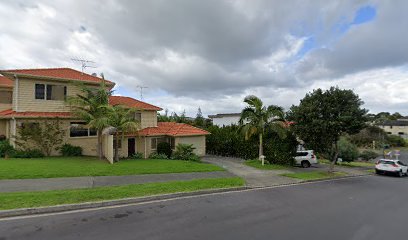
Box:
(0, 68), (209, 163)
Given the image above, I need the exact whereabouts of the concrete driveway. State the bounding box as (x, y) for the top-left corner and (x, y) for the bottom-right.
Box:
(202, 156), (302, 187)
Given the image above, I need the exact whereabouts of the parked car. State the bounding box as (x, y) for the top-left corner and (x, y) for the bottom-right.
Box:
(375, 159), (408, 177)
(295, 150), (318, 168)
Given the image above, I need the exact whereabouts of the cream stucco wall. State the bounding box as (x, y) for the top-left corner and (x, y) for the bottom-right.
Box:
(0, 120), (7, 136)
(140, 111), (158, 128)
(175, 135), (206, 156)
(380, 125), (408, 139)
(0, 87), (12, 111)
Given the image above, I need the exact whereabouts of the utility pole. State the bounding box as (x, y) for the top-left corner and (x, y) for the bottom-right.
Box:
(136, 85), (148, 100)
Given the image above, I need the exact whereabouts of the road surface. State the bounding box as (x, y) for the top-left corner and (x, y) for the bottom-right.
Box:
(1, 175), (407, 240)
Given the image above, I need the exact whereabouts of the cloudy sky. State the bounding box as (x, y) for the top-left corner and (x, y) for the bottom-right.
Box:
(1, 0), (408, 117)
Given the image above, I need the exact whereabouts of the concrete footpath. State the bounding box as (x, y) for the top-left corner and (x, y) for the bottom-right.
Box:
(0, 171), (235, 193)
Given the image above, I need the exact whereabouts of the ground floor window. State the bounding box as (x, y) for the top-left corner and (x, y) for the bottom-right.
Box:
(70, 122), (97, 137)
(113, 139), (122, 148)
(151, 137), (175, 150)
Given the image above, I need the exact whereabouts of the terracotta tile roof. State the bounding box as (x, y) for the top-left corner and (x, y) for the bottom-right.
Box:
(135, 122), (210, 137)
(109, 96), (162, 111)
(0, 76), (13, 88)
(0, 109), (73, 119)
(0, 68), (114, 86)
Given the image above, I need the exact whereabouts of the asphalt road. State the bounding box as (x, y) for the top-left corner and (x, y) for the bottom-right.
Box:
(1, 175), (407, 240)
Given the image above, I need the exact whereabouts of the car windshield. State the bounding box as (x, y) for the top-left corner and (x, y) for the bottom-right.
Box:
(379, 160), (395, 165)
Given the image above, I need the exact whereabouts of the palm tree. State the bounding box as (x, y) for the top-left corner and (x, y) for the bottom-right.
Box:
(68, 80), (112, 160)
(108, 105), (141, 162)
(239, 95), (286, 164)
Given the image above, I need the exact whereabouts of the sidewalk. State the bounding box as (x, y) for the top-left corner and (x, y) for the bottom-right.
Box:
(0, 171), (235, 193)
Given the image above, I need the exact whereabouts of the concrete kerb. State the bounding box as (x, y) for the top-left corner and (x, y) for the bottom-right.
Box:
(0, 173), (373, 219)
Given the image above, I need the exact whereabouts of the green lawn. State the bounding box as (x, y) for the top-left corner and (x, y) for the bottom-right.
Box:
(245, 160), (289, 170)
(281, 171), (347, 180)
(0, 177), (244, 210)
(0, 157), (224, 180)
(318, 159), (374, 168)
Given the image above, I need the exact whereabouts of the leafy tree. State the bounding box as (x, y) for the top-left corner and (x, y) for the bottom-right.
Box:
(337, 137), (359, 162)
(15, 120), (65, 156)
(349, 126), (387, 148)
(289, 87), (367, 171)
(158, 109), (172, 122)
(68, 79), (112, 160)
(108, 105), (140, 162)
(239, 95), (287, 162)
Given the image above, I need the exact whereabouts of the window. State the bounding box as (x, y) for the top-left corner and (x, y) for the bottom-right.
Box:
(398, 132), (405, 135)
(151, 137), (168, 150)
(35, 83), (66, 100)
(296, 152), (309, 157)
(387, 132), (392, 134)
(0, 90), (12, 104)
(135, 112), (142, 122)
(70, 122), (97, 137)
(35, 84), (45, 99)
(398, 161), (407, 166)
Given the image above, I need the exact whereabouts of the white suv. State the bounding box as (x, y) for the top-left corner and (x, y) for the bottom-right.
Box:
(295, 150), (318, 168)
(375, 159), (408, 177)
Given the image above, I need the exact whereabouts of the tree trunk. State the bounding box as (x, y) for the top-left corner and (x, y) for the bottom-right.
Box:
(259, 133), (264, 165)
(114, 133), (119, 163)
(329, 141), (339, 172)
(97, 130), (103, 160)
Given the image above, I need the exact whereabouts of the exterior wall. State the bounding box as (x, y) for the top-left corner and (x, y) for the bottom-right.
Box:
(13, 77), (92, 112)
(211, 116), (241, 127)
(12, 119), (98, 156)
(175, 135), (206, 156)
(380, 125), (408, 139)
(140, 110), (157, 128)
(102, 134), (114, 164)
(136, 137), (146, 158)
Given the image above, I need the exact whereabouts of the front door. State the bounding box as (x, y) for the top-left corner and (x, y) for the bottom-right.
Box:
(128, 138), (136, 156)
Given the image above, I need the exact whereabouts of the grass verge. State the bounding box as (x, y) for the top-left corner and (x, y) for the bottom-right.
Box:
(0, 177), (244, 210)
(318, 159), (374, 168)
(245, 160), (289, 170)
(281, 171), (347, 180)
(0, 157), (224, 180)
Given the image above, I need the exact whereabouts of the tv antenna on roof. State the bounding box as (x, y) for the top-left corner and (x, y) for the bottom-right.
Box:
(71, 58), (97, 74)
(136, 85), (148, 100)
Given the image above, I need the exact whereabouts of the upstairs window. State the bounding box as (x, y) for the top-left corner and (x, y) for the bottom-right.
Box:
(0, 90), (12, 104)
(35, 83), (66, 100)
(135, 112), (142, 122)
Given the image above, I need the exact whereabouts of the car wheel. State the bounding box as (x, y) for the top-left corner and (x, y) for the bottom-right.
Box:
(301, 161), (311, 168)
(375, 169), (380, 175)
(397, 171), (403, 177)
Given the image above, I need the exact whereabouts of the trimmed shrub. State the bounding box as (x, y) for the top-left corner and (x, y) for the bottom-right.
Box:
(149, 152), (168, 159)
(172, 143), (200, 161)
(0, 140), (15, 158)
(130, 152), (144, 159)
(263, 130), (298, 165)
(60, 144), (83, 156)
(359, 150), (379, 161)
(11, 149), (44, 158)
(338, 137), (359, 162)
(157, 142), (172, 158)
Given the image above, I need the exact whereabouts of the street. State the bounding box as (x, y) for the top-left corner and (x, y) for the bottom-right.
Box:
(1, 175), (407, 240)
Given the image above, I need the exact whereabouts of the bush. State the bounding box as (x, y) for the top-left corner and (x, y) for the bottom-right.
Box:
(359, 150), (379, 161)
(60, 144), (82, 156)
(157, 142), (172, 158)
(148, 152), (168, 159)
(11, 149), (44, 158)
(386, 135), (406, 147)
(172, 144), (200, 161)
(338, 137), (359, 162)
(0, 140), (15, 158)
(130, 152), (144, 159)
(263, 130), (298, 165)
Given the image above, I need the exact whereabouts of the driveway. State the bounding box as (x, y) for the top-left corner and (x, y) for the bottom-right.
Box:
(2, 175), (407, 240)
(202, 156), (302, 187)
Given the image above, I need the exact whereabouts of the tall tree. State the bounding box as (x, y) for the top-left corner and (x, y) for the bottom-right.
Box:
(289, 87), (367, 171)
(68, 79), (112, 160)
(108, 105), (140, 162)
(239, 95), (286, 164)
(194, 107), (205, 127)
